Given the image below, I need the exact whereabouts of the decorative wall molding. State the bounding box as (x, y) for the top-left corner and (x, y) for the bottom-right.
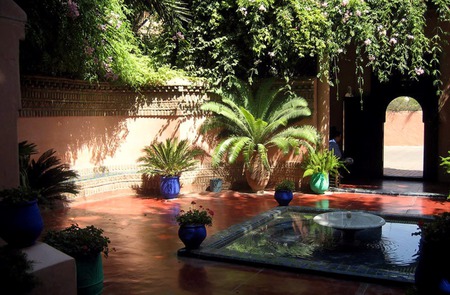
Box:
(19, 76), (208, 117)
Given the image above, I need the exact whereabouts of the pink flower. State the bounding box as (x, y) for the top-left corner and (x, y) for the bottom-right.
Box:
(415, 67), (424, 75)
(342, 0), (349, 6)
(389, 38), (398, 45)
(364, 39), (372, 46)
(67, 0), (80, 19)
(84, 46), (94, 56)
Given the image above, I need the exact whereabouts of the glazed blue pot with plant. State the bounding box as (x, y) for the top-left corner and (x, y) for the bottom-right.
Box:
(274, 180), (295, 206)
(0, 188), (43, 248)
(176, 201), (214, 250)
(160, 176), (180, 199)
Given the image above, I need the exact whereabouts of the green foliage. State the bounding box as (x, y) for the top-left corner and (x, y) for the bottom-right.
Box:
(19, 141), (79, 207)
(138, 138), (204, 177)
(175, 201), (214, 226)
(0, 246), (39, 294)
(17, 0), (183, 87)
(440, 151), (450, 175)
(0, 187), (40, 205)
(440, 151), (450, 199)
(43, 224), (110, 259)
(302, 149), (347, 178)
(275, 179), (295, 192)
(200, 77), (319, 171)
(413, 213), (450, 246)
(182, 0), (450, 94)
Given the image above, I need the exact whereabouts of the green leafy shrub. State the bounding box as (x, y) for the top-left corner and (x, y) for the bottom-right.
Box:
(138, 138), (204, 177)
(43, 224), (110, 259)
(0, 246), (39, 294)
(302, 149), (348, 178)
(19, 141), (79, 207)
(275, 180), (295, 192)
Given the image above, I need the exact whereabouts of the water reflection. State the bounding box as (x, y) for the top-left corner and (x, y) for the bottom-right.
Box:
(178, 262), (212, 294)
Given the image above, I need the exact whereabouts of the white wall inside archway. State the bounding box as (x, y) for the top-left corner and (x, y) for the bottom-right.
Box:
(383, 96), (424, 178)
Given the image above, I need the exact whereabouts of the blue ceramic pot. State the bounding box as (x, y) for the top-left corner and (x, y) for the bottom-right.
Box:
(178, 224), (207, 250)
(160, 176), (180, 199)
(274, 190), (293, 206)
(0, 199), (44, 247)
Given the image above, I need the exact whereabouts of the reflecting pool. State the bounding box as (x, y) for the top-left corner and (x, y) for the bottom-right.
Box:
(179, 207), (422, 284)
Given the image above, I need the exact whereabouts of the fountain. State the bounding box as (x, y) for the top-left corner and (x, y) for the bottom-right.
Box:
(178, 206), (421, 284)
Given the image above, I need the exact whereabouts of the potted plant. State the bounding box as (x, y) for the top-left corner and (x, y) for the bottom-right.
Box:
(200, 77), (319, 193)
(43, 224), (110, 295)
(176, 201), (214, 250)
(0, 187), (43, 248)
(19, 141), (79, 208)
(302, 148), (348, 194)
(413, 213), (450, 295)
(274, 179), (295, 206)
(138, 137), (204, 199)
(0, 245), (39, 293)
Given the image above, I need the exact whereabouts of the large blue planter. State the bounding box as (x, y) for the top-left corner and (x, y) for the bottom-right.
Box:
(160, 176), (180, 199)
(0, 200), (44, 248)
(415, 240), (450, 294)
(178, 224), (207, 250)
(274, 190), (293, 206)
(310, 172), (329, 194)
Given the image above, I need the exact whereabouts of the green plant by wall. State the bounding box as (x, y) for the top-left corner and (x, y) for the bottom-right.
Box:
(182, 0), (450, 96)
(17, 0), (184, 87)
(440, 151), (450, 199)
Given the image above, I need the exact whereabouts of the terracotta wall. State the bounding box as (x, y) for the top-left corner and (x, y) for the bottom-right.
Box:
(384, 111), (424, 146)
(17, 77), (321, 195)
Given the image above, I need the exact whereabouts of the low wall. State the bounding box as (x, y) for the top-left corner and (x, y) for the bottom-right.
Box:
(18, 76), (317, 197)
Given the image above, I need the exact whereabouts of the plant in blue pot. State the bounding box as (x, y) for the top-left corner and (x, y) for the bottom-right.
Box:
(0, 187), (43, 248)
(176, 201), (214, 250)
(413, 213), (450, 295)
(138, 138), (204, 199)
(302, 148), (347, 194)
(274, 179), (295, 206)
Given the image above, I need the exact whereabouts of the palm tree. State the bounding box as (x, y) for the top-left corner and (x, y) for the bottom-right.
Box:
(19, 141), (79, 207)
(200, 77), (319, 192)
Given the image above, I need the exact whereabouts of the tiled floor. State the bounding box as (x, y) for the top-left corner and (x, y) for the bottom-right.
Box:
(41, 180), (450, 295)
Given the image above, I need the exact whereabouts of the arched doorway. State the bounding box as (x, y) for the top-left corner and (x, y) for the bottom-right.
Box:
(383, 97), (424, 178)
(342, 74), (439, 182)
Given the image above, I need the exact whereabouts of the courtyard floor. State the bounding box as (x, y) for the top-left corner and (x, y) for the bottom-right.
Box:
(40, 180), (450, 295)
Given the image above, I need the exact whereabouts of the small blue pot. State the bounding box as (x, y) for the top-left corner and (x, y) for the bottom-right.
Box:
(178, 224), (207, 250)
(274, 190), (293, 206)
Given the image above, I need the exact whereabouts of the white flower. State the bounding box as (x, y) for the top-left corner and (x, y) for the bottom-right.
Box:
(337, 48), (344, 54)
(322, 2), (328, 7)
(368, 55), (376, 61)
(379, 30), (387, 36)
(415, 67), (424, 75)
(355, 10), (362, 17)
(364, 39), (372, 45)
(389, 38), (397, 45)
(342, 0), (349, 6)
(259, 5), (267, 12)
(268, 51), (275, 57)
(238, 7), (247, 16)
(407, 35), (415, 40)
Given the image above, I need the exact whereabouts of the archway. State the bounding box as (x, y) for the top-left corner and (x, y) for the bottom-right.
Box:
(383, 97), (424, 178)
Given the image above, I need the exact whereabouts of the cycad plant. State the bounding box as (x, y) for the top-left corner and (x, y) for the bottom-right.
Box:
(200, 77), (319, 192)
(19, 141), (79, 207)
(138, 138), (204, 177)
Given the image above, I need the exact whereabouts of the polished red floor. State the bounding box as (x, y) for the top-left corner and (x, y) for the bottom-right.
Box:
(41, 185), (450, 295)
